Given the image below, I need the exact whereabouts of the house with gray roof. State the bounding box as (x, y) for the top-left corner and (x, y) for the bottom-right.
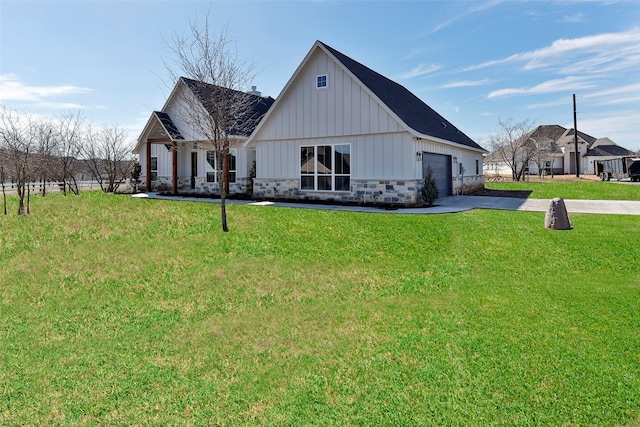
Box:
(134, 41), (487, 205)
(133, 77), (274, 194)
(484, 124), (634, 177)
(246, 41), (487, 205)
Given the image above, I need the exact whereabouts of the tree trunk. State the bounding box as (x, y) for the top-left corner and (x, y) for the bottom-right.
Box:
(27, 181), (31, 214)
(1, 167), (7, 216)
(220, 149), (229, 232)
(224, 153), (230, 196)
(17, 184), (25, 215)
(221, 191), (228, 232)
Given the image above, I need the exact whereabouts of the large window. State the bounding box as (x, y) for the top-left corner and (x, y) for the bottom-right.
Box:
(150, 156), (158, 181)
(206, 151), (236, 183)
(300, 144), (350, 191)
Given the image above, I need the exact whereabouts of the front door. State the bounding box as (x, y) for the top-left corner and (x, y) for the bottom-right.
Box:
(191, 152), (197, 189)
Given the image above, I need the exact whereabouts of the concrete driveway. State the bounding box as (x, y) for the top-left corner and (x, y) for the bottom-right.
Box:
(134, 193), (640, 215)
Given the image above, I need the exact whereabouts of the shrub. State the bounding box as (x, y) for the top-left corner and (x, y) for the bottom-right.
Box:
(421, 166), (439, 206)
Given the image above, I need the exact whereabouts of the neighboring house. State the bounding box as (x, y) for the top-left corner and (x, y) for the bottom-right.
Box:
(246, 41), (487, 206)
(583, 137), (636, 177)
(133, 77), (274, 194)
(483, 124), (633, 177)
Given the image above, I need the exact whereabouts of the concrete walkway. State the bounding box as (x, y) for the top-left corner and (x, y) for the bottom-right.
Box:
(133, 192), (640, 215)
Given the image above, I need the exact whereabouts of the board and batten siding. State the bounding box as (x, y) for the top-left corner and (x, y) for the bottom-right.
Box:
(253, 48), (419, 181)
(256, 132), (416, 181)
(253, 49), (403, 142)
(415, 139), (484, 178)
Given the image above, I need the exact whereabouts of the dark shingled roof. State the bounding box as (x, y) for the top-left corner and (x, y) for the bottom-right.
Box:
(527, 125), (567, 143)
(565, 128), (597, 146)
(153, 111), (184, 140)
(585, 144), (635, 157)
(181, 77), (275, 137)
(319, 42), (485, 152)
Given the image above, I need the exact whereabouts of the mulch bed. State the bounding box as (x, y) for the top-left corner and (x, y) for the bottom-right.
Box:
(465, 188), (532, 198)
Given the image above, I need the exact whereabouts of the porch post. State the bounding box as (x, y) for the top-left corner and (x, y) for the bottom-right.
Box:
(145, 139), (151, 191)
(172, 141), (178, 194)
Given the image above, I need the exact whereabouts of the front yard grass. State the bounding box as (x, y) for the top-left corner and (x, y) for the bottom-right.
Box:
(487, 179), (640, 200)
(1, 191), (639, 425)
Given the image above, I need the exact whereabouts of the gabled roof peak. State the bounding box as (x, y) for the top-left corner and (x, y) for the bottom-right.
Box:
(315, 41), (485, 152)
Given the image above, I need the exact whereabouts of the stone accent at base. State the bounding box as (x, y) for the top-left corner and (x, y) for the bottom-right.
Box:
(253, 178), (422, 206)
(453, 174), (486, 195)
(140, 175), (251, 195)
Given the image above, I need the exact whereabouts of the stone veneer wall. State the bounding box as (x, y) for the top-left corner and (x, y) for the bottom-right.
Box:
(452, 174), (485, 195)
(141, 176), (251, 195)
(141, 175), (487, 205)
(253, 178), (422, 206)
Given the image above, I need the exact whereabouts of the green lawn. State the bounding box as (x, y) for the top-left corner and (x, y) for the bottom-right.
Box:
(487, 180), (640, 200)
(1, 192), (639, 425)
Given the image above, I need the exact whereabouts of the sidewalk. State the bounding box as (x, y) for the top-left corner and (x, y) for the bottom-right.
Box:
(133, 193), (640, 215)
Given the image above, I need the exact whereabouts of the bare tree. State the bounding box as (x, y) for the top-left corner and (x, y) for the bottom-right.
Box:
(82, 124), (133, 193)
(33, 118), (58, 196)
(532, 140), (558, 179)
(0, 107), (36, 214)
(489, 118), (536, 182)
(0, 148), (7, 215)
(55, 111), (85, 195)
(165, 14), (256, 232)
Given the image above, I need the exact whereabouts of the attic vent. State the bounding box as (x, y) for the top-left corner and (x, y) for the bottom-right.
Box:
(441, 122), (447, 128)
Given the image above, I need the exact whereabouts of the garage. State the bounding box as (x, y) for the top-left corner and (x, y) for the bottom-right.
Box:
(422, 152), (452, 196)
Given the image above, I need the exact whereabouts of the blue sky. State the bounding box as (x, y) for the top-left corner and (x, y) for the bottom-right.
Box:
(1, 0), (639, 151)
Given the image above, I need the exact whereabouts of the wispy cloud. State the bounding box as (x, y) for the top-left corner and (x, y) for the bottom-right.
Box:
(441, 79), (492, 89)
(34, 101), (86, 110)
(583, 82), (640, 106)
(464, 27), (640, 72)
(424, 0), (504, 36)
(576, 111), (640, 144)
(487, 76), (595, 99)
(561, 12), (584, 23)
(0, 74), (92, 103)
(399, 64), (442, 79)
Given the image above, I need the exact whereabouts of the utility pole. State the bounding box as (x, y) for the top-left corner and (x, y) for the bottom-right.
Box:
(573, 93), (580, 177)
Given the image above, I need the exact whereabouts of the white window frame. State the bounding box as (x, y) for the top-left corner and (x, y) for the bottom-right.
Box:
(206, 150), (236, 183)
(150, 156), (158, 181)
(316, 74), (328, 90)
(300, 144), (350, 192)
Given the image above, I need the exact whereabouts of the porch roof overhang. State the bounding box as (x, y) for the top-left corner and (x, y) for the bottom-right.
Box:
(133, 111), (184, 154)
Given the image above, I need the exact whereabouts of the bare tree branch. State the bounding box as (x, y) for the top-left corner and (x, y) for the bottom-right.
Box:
(164, 11), (258, 232)
(489, 118), (536, 181)
(83, 124), (133, 193)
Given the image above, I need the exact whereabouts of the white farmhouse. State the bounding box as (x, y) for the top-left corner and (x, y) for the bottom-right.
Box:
(134, 41), (487, 206)
(133, 78), (274, 195)
(246, 41), (487, 206)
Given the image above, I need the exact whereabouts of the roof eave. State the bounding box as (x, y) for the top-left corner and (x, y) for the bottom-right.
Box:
(411, 131), (489, 153)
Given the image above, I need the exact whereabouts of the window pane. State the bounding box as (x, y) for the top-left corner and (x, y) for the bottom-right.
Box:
(317, 146), (332, 174)
(335, 176), (350, 191)
(318, 175), (331, 191)
(206, 172), (216, 183)
(229, 172), (236, 183)
(301, 147), (315, 174)
(206, 151), (216, 169)
(334, 145), (350, 174)
(229, 154), (236, 171)
(301, 176), (314, 190)
(150, 157), (158, 171)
